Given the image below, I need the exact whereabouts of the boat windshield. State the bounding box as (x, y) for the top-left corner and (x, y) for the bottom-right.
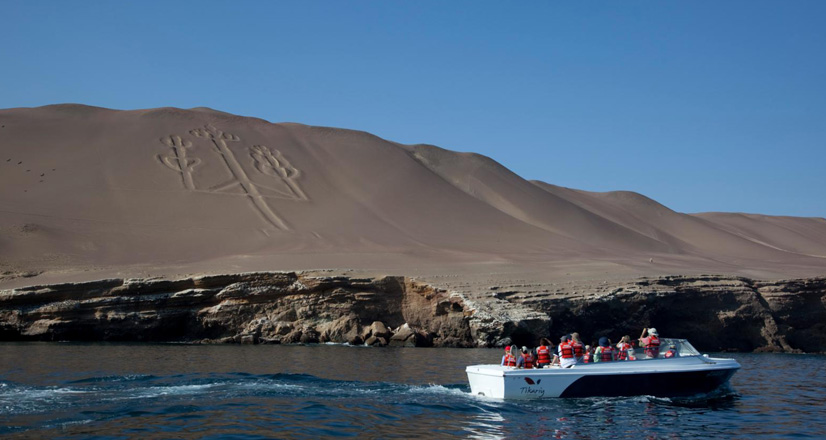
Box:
(657, 338), (700, 357)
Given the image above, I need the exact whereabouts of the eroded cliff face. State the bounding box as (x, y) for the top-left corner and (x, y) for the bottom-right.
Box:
(0, 272), (824, 353)
(0, 272), (476, 347)
(519, 276), (826, 353)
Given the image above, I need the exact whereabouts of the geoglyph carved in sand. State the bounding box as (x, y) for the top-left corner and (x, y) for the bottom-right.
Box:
(157, 135), (201, 190)
(156, 125), (307, 230)
(249, 144), (307, 201)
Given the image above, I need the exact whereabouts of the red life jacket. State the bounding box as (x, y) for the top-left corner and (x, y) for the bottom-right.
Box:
(600, 346), (614, 362)
(559, 342), (574, 359)
(644, 336), (661, 358)
(665, 349), (676, 358)
(520, 354), (534, 369)
(536, 346), (551, 364)
(617, 342), (631, 360)
(583, 352), (592, 363)
(504, 354), (516, 367)
(572, 341), (584, 358)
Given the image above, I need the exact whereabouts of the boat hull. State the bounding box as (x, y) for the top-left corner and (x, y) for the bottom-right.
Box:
(466, 356), (740, 399)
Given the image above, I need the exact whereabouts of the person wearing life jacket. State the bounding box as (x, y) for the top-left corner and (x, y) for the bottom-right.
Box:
(594, 337), (615, 362)
(558, 334), (576, 368)
(571, 332), (585, 363)
(582, 345), (593, 363)
(535, 338), (552, 368)
(664, 344), (678, 358)
(626, 347), (637, 361)
(616, 335), (632, 361)
(639, 328), (661, 359)
(517, 346), (535, 369)
(501, 345), (517, 367)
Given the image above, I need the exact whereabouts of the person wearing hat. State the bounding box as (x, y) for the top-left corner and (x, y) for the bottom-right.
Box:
(594, 336), (615, 362)
(501, 345), (517, 367)
(557, 334), (576, 368)
(639, 327), (661, 359)
(517, 346), (535, 369)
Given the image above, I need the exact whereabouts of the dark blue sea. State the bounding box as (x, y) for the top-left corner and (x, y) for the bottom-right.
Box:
(1, 343), (824, 439)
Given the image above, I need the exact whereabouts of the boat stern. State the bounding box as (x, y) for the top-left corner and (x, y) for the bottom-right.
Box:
(466, 365), (506, 399)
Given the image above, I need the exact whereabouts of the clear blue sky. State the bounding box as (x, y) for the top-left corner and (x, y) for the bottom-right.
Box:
(3, 1), (824, 217)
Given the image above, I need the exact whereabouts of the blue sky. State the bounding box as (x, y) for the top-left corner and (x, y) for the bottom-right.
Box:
(2, 1), (824, 217)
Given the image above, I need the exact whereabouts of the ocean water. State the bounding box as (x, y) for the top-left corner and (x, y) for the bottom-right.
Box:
(0, 343), (824, 439)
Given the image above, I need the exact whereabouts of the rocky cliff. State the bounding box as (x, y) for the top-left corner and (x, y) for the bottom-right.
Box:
(0, 272), (824, 353)
(512, 275), (826, 353)
(0, 272), (475, 347)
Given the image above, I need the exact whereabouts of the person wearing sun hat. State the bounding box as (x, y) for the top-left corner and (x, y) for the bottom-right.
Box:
(594, 336), (615, 362)
(639, 327), (661, 359)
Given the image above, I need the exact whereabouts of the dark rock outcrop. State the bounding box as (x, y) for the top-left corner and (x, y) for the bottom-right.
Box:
(524, 275), (826, 353)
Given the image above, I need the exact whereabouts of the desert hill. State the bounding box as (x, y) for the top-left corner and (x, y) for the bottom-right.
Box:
(1, 104), (825, 288)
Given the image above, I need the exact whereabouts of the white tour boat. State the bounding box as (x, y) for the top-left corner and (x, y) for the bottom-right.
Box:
(466, 338), (740, 399)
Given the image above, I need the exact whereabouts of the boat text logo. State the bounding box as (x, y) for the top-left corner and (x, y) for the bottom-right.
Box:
(521, 377), (545, 397)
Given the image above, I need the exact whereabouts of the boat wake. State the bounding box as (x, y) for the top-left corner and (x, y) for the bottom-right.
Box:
(0, 373), (481, 435)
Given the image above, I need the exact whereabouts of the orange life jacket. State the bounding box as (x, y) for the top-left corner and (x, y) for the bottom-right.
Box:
(617, 342), (631, 360)
(572, 341), (584, 358)
(600, 346), (614, 362)
(520, 354), (534, 369)
(559, 342), (574, 359)
(665, 349), (676, 358)
(644, 336), (661, 358)
(504, 354), (516, 367)
(583, 352), (592, 363)
(536, 346), (551, 364)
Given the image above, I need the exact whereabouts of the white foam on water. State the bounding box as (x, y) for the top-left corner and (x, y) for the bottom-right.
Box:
(133, 383), (222, 399)
(407, 384), (471, 398)
(0, 386), (91, 415)
(237, 381), (303, 391)
(0, 386), (87, 401)
(48, 388), (89, 395)
(468, 392), (504, 404)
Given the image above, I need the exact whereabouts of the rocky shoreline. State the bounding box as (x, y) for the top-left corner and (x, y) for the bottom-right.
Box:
(0, 272), (823, 353)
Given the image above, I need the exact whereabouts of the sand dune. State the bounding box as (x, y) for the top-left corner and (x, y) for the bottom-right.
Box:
(1, 104), (824, 286)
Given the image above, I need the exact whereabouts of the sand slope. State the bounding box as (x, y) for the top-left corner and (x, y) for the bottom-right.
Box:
(1, 104), (824, 285)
